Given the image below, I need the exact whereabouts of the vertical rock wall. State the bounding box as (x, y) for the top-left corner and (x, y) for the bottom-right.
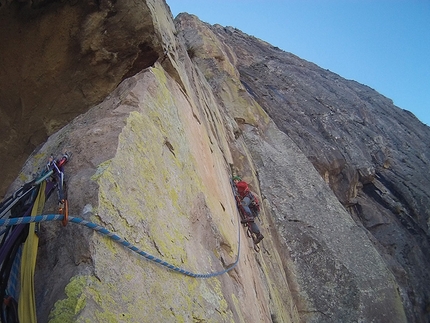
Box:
(16, 58), (298, 322)
(2, 1), (428, 322)
(200, 21), (430, 323)
(174, 13), (410, 323)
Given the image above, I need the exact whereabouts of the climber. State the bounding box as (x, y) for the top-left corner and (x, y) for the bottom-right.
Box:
(232, 176), (264, 244)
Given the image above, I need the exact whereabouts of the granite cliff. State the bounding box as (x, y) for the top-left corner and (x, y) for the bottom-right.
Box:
(0, 1), (429, 322)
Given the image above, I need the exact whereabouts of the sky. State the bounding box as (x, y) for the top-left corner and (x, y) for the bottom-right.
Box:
(167, 0), (430, 126)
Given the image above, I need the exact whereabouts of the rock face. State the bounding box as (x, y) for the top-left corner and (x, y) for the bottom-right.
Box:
(199, 23), (430, 322)
(0, 1), (429, 323)
(0, 0), (167, 197)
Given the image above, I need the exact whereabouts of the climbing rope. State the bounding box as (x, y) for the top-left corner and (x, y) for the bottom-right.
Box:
(0, 213), (241, 279)
(0, 154), (246, 323)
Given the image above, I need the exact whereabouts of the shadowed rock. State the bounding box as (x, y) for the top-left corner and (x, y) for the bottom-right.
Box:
(0, 0), (166, 197)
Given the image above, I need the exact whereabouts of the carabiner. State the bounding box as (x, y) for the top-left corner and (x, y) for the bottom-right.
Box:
(59, 199), (69, 226)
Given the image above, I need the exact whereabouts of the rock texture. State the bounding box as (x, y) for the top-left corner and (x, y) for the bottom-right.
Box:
(0, 0), (168, 197)
(1, 1), (429, 323)
(200, 23), (430, 322)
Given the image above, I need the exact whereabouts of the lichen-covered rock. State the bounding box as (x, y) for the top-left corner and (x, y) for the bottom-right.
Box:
(1, 2), (429, 323)
(0, 0), (169, 197)
(11, 62), (296, 322)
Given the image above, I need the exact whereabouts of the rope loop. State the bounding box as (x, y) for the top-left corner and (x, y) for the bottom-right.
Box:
(0, 214), (241, 279)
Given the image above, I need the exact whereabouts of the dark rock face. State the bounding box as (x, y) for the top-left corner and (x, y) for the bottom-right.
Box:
(0, 0), (164, 197)
(207, 25), (430, 322)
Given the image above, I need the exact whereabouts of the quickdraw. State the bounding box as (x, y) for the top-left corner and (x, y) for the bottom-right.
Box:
(47, 154), (69, 226)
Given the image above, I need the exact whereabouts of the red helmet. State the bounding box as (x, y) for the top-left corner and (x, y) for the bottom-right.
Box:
(236, 181), (249, 196)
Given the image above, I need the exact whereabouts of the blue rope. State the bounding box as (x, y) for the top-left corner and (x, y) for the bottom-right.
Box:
(0, 214), (240, 279)
(7, 245), (22, 299)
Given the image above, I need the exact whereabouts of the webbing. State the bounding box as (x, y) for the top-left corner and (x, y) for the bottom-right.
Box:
(0, 213), (241, 279)
(18, 181), (46, 323)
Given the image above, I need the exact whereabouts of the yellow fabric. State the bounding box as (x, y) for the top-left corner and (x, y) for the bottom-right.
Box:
(18, 181), (45, 323)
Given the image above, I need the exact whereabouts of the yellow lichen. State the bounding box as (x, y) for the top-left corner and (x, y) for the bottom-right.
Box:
(64, 65), (244, 322)
(231, 294), (246, 323)
(91, 160), (112, 181)
(48, 276), (88, 323)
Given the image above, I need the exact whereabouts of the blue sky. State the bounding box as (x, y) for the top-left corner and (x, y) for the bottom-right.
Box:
(167, 0), (430, 126)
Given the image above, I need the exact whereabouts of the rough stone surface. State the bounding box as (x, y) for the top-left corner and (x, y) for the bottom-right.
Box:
(200, 22), (430, 322)
(1, 2), (429, 323)
(0, 0), (169, 197)
(5, 31), (298, 323)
